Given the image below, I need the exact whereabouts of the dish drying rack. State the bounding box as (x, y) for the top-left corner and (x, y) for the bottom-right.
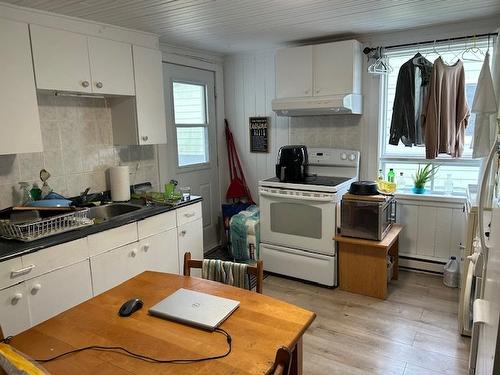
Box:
(0, 209), (93, 242)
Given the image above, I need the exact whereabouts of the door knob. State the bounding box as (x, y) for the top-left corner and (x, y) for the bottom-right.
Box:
(11, 293), (23, 305)
(31, 283), (42, 295)
(81, 80), (90, 88)
(95, 81), (103, 89)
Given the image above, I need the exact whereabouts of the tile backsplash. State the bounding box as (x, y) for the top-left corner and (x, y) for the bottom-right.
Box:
(0, 95), (159, 209)
(289, 115), (361, 150)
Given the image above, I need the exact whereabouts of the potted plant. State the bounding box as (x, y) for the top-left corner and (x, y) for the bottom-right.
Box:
(412, 164), (438, 194)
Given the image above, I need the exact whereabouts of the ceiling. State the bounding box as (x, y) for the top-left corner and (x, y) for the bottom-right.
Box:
(4, 0), (500, 53)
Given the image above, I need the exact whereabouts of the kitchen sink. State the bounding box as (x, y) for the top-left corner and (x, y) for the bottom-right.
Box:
(87, 203), (143, 222)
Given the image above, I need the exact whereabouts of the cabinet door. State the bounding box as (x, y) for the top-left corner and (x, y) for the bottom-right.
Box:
(140, 229), (179, 274)
(276, 45), (313, 98)
(88, 37), (135, 95)
(132, 45), (167, 145)
(0, 282), (30, 336)
(396, 203), (418, 255)
(30, 25), (92, 93)
(27, 260), (92, 326)
(178, 219), (203, 275)
(313, 40), (362, 96)
(0, 19), (42, 155)
(90, 243), (141, 295)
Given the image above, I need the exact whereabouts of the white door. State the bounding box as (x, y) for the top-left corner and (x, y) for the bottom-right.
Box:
(30, 25), (92, 93)
(88, 37), (135, 95)
(0, 282), (30, 336)
(139, 229), (179, 274)
(161, 63), (220, 252)
(276, 45), (313, 98)
(27, 260), (92, 326)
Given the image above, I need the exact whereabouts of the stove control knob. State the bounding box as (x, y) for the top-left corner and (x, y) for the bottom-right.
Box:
(348, 154), (356, 161)
(340, 153), (347, 160)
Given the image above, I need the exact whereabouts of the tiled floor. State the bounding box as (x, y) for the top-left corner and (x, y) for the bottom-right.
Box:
(263, 271), (470, 375)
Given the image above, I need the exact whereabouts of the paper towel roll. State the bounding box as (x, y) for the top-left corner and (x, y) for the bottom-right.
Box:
(110, 166), (130, 202)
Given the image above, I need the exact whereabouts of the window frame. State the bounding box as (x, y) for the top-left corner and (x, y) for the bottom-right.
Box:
(378, 38), (493, 192)
(171, 79), (212, 172)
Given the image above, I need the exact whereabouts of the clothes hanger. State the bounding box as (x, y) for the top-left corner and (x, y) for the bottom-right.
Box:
(367, 47), (393, 74)
(462, 35), (485, 62)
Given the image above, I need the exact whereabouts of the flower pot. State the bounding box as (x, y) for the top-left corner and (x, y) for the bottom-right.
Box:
(412, 186), (426, 194)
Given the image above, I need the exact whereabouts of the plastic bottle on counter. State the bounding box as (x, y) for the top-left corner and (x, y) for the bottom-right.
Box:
(377, 169), (384, 181)
(443, 256), (459, 288)
(444, 174), (454, 195)
(387, 168), (395, 183)
(398, 172), (405, 190)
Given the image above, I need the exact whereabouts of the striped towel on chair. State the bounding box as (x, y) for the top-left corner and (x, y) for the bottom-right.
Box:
(201, 259), (249, 289)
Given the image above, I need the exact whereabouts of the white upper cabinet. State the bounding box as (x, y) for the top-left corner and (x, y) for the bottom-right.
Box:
(30, 25), (135, 96)
(313, 40), (362, 96)
(276, 45), (313, 98)
(133, 45), (167, 145)
(275, 40), (362, 99)
(88, 37), (135, 96)
(0, 19), (42, 155)
(30, 25), (92, 93)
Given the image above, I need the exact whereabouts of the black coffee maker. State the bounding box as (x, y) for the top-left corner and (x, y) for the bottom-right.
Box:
(275, 145), (308, 182)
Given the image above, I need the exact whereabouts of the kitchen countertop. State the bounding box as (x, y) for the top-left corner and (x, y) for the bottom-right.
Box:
(0, 196), (202, 262)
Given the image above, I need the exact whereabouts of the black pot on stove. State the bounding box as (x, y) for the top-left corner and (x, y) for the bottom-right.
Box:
(275, 145), (308, 182)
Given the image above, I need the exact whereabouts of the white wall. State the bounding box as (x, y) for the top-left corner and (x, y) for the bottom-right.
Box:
(222, 17), (500, 203)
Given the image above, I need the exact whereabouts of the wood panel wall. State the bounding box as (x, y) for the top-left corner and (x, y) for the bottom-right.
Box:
(223, 51), (290, 203)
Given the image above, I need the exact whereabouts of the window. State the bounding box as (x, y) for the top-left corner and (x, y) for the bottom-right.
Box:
(172, 82), (209, 167)
(379, 38), (492, 194)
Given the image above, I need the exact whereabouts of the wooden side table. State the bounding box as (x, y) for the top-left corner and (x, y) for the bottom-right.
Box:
(334, 224), (403, 299)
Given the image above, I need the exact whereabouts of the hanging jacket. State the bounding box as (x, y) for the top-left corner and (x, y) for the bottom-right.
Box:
(389, 53), (433, 146)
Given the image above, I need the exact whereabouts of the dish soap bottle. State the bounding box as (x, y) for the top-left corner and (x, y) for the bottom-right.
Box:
(30, 182), (42, 201)
(387, 168), (395, 183)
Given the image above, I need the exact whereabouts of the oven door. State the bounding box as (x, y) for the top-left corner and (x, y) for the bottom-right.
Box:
(259, 187), (336, 255)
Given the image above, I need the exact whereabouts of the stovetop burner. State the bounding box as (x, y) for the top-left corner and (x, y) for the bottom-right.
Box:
(264, 175), (352, 187)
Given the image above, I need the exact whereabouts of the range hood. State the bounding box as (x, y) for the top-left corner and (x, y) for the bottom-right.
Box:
(272, 94), (362, 116)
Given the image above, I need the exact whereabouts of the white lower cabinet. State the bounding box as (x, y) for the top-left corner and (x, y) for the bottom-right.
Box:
(140, 229), (179, 274)
(0, 282), (30, 337)
(177, 218), (203, 275)
(90, 242), (141, 296)
(28, 260), (92, 326)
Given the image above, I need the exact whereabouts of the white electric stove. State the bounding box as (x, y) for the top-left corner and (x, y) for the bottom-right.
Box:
(259, 148), (359, 286)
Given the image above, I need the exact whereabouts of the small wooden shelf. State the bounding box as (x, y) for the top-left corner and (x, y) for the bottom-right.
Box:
(334, 224), (403, 299)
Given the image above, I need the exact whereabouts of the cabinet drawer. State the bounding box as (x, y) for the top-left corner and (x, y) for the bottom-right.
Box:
(176, 202), (202, 226)
(0, 257), (25, 290)
(138, 211), (176, 239)
(22, 238), (88, 279)
(88, 223), (137, 256)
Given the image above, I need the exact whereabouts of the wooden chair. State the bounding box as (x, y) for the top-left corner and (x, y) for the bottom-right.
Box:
(183, 252), (264, 293)
(272, 346), (293, 375)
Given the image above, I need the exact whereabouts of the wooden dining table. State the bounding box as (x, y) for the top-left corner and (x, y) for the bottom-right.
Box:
(4, 271), (315, 374)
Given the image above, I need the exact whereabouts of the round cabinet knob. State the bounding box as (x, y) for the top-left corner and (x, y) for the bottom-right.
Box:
(305, 90), (310, 95)
(340, 153), (347, 160)
(31, 283), (42, 295)
(95, 81), (103, 89)
(81, 80), (90, 88)
(180, 230), (187, 237)
(315, 89), (320, 94)
(143, 244), (150, 253)
(348, 154), (356, 161)
(130, 249), (138, 258)
(11, 293), (23, 305)
(141, 135), (149, 142)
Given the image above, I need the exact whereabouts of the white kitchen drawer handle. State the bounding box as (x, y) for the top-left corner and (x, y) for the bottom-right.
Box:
(184, 212), (196, 218)
(31, 283), (42, 294)
(11, 264), (35, 278)
(143, 244), (150, 252)
(11, 293), (23, 305)
(130, 249), (138, 257)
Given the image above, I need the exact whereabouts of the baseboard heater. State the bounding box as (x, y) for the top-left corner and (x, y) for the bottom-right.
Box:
(399, 255), (445, 274)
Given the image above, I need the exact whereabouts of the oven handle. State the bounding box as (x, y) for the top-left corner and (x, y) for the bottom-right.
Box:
(259, 191), (333, 202)
(263, 243), (333, 260)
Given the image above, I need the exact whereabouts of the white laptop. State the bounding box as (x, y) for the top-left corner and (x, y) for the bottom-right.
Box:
(148, 288), (240, 331)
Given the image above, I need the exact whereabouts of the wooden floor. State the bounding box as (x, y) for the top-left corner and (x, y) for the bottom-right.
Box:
(263, 270), (470, 375)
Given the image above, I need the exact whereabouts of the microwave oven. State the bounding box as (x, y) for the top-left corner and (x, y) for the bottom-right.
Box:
(340, 195), (396, 241)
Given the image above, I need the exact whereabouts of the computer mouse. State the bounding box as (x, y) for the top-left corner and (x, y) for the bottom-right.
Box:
(118, 298), (143, 317)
